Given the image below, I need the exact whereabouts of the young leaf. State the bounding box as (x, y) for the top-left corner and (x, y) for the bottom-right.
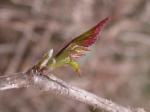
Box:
(36, 17), (109, 75)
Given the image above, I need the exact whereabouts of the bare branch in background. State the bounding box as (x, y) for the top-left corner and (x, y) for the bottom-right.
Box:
(5, 25), (34, 74)
(0, 44), (15, 54)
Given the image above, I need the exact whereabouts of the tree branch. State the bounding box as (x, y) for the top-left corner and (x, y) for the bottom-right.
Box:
(0, 73), (30, 90)
(0, 71), (146, 112)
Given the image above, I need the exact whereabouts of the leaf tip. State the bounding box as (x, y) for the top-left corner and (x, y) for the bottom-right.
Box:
(82, 17), (110, 47)
(48, 49), (54, 58)
(94, 17), (110, 32)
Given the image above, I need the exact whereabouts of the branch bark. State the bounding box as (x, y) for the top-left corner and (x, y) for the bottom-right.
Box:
(0, 71), (146, 112)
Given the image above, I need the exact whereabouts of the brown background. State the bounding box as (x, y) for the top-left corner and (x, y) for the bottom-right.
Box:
(0, 0), (150, 112)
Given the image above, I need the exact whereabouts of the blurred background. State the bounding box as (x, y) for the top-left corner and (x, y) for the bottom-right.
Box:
(0, 0), (150, 112)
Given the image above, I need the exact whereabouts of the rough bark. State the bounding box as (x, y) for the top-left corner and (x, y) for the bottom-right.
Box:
(0, 70), (146, 112)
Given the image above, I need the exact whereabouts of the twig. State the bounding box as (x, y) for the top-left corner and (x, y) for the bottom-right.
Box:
(0, 72), (30, 90)
(0, 70), (146, 112)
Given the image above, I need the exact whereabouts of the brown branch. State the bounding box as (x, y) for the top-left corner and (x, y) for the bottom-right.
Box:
(0, 70), (146, 112)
